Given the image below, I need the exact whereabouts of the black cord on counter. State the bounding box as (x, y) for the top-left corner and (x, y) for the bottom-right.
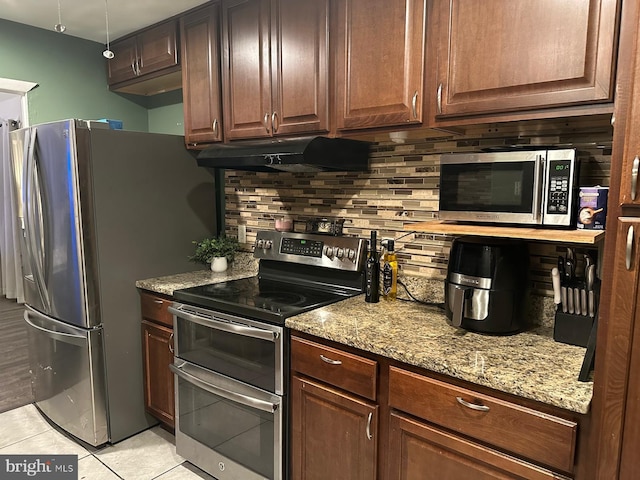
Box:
(397, 279), (445, 310)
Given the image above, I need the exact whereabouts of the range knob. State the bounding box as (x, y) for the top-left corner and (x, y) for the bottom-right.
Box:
(347, 249), (356, 260)
(336, 248), (345, 259)
(256, 239), (265, 249)
(323, 246), (335, 258)
(264, 240), (273, 249)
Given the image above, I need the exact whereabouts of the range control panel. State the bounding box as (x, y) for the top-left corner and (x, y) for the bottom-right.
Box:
(254, 231), (366, 271)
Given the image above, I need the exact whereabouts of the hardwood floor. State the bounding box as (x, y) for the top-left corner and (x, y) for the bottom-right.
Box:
(0, 295), (32, 413)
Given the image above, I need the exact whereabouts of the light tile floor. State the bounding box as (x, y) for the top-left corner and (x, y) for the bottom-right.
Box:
(0, 404), (217, 480)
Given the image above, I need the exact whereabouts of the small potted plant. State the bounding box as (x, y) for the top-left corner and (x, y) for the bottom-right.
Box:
(189, 235), (239, 272)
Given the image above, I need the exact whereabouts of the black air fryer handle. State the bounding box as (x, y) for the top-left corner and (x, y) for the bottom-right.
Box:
(451, 285), (470, 328)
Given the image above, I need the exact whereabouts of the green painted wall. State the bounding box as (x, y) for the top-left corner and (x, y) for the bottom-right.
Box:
(0, 18), (150, 131)
(147, 90), (185, 135)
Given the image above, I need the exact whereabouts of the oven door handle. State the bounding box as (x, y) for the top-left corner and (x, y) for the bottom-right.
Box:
(168, 306), (279, 342)
(169, 362), (279, 414)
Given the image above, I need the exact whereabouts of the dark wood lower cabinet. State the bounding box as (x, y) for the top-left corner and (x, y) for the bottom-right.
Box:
(388, 412), (564, 480)
(141, 319), (174, 429)
(291, 375), (378, 480)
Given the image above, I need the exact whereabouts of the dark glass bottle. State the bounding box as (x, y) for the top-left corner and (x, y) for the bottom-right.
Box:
(365, 231), (380, 303)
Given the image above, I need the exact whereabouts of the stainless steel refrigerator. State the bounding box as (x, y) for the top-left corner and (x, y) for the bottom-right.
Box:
(9, 119), (217, 446)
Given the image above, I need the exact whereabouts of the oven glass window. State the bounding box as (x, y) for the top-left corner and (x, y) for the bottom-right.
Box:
(177, 316), (277, 393)
(440, 162), (535, 212)
(177, 376), (276, 479)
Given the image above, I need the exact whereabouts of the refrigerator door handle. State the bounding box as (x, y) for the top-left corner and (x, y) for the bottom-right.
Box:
(23, 309), (86, 346)
(23, 128), (51, 312)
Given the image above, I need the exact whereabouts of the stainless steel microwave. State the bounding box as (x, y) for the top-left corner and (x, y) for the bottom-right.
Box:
(438, 149), (578, 227)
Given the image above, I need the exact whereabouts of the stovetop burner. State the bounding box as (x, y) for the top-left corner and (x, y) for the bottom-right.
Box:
(173, 231), (368, 325)
(173, 276), (355, 325)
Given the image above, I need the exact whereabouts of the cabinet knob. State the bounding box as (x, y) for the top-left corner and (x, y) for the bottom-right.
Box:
(631, 156), (639, 201)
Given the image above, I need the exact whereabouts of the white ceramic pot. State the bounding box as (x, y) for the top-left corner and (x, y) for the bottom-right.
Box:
(210, 257), (228, 272)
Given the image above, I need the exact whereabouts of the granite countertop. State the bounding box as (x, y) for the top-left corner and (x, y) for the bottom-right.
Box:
(135, 252), (259, 296)
(285, 296), (593, 414)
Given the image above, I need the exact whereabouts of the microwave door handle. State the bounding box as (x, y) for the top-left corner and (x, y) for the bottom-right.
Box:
(532, 154), (545, 222)
(169, 363), (279, 414)
(168, 306), (279, 342)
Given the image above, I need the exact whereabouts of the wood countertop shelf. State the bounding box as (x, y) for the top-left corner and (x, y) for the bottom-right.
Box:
(404, 221), (605, 245)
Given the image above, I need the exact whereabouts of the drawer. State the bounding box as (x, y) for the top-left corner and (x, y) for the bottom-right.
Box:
(291, 336), (377, 401)
(388, 366), (577, 474)
(140, 291), (173, 327)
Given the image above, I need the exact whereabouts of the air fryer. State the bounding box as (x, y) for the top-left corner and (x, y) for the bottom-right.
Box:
(444, 236), (529, 334)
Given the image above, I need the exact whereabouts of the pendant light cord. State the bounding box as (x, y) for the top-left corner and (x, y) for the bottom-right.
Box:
(105, 0), (111, 51)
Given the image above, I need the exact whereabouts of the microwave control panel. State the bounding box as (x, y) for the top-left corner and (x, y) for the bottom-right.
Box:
(546, 159), (573, 214)
(543, 150), (578, 226)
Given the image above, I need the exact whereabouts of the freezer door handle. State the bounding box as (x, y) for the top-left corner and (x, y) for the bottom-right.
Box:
(23, 309), (86, 346)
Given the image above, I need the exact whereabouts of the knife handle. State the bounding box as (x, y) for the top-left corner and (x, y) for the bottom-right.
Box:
(567, 287), (574, 314)
(574, 288), (581, 315)
(561, 287), (568, 313)
(581, 288), (587, 316)
(551, 267), (561, 305)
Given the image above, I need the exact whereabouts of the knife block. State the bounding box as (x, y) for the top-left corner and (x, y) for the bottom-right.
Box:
(553, 311), (594, 347)
(553, 281), (600, 348)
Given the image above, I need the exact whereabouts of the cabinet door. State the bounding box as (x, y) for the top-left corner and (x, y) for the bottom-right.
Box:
(334, 0), (426, 131)
(619, 35), (640, 207)
(291, 375), (377, 480)
(137, 21), (179, 77)
(270, 0), (329, 135)
(107, 36), (138, 85)
(388, 412), (561, 480)
(609, 218), (640, 479)
(433, 0), (618, 118)
(141, 320), (174, 429)
(181, 5), (223, 146)
(222, 0), (272, 140)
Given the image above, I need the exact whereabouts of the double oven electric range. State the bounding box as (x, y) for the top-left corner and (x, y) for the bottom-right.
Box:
(169, 231), (367, 480)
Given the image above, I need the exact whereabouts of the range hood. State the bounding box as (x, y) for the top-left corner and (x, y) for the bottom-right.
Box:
(196, 136), (370, 172)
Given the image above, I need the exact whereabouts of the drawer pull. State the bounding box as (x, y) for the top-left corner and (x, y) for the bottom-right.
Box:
(169, 333), (174, 353)
(366, 412), (373, 440)
(153, 300), (163, 305)
(319, 354), (342, 366)
(456, 396), (490, 412)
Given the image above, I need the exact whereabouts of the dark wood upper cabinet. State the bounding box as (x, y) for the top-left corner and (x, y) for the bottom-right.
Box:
(181, 4), (224, 146)
(430, 0), (619, 120)
(334, 0), (427, 131)
(221, 0), (329, 140)
(108, 21), (179, 84)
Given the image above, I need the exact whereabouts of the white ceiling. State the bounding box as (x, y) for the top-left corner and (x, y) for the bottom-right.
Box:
(0, 0), (209, 43)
